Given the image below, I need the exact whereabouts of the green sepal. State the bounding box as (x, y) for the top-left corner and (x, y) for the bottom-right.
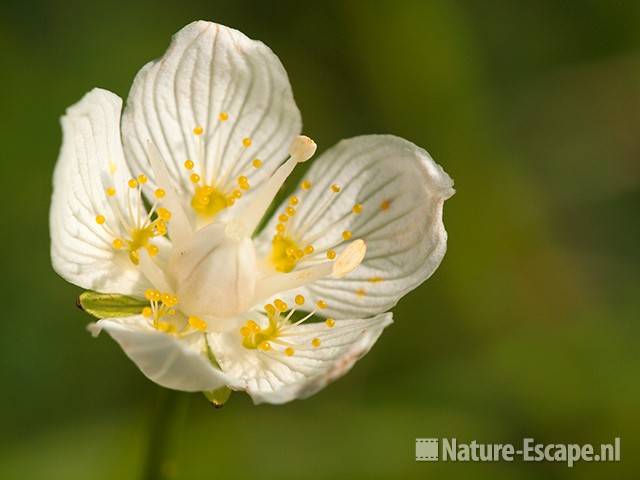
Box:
(203, 386), (232, 408)
(77, 291), (149, 319)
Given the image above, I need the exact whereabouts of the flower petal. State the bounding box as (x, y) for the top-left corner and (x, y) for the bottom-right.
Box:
(92, 316), (233, 392)
(50, 88), (151, 295)
(121, 21), (302, 227)
(208, 313), (392, 404)
(255, 135), (454, 318)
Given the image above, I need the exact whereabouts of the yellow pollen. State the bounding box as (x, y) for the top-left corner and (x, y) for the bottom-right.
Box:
(218, 112), (229, 121)
(252, 159), (262, 168)
(231, 189), (241, 199)
(264, 304), (276, 316)
(188, 316), (207, 332)
(356, 288), (366, 297)
(301, 180), (312, 190)
(247, 320), (261, 332)
(145, 289), (160, 301)
(191, 185), (228, 219)
(242, 137), (252, 147)
(311, 338), (321, 348)
(258, 341), (271, 351)
(156, 321), (175, 333)
(106, 187), (116, 197)
(326, 250), (336, 260)
(95, 215), (106, 225)
(304, 245), (314, 255)
(276, 223), (286, 233)
(226, 197), (235, 207)
(325, 318), (336, 328)
(285, 347), (295, 356)
(146, 244), (159, 257)
(295, 295), (305, 305)
(238, 176), (250, 190)
(270, 236), (302, 273)
(353, 204), (363, 214)
(294, 249), (304, 259)
(316, 300), (327, 309)
(193, 126), (204, 135)
(285, 206), (295, 216)
(278, 214), (288, 223)
(137, 174), (147, 184)
(289, 196), (299, 206)
(380, 199), (391, 211)
(190, 173), (201, 183)
(342, 230), (352, 240)
(331, 184), (341, 193)
(128, 178), (138, 189)
(368, 276), (383, 283)
(184, 159), (194, 170)
(158, 208), (171, 221)
(240, 326), (251, 337)
(274, 299), (288, 312)
(112, 238), (124, 249)
(142, 307), (153, 317)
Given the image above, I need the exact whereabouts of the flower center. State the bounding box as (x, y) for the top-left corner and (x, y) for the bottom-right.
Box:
(190, 185), (229, 218)
(95, 175), (171, 265)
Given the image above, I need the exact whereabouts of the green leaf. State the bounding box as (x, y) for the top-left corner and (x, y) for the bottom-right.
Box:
(203, 387), (232, 408)
(77, 291), (149, 319)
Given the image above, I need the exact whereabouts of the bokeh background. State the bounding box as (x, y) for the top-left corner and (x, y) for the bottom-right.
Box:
(1, 0), (639, 478)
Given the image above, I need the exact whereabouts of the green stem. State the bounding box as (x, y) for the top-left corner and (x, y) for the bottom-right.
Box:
(142, 388), (189, 480)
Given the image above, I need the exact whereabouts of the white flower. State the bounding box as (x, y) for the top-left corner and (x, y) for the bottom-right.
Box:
(50, 21), (454, 404)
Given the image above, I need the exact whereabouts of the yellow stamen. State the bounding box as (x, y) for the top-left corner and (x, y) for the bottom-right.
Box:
(184, 159), (194, 170)
(252, 159), (262, 168)
(331, 184), (341, 193)
(285, 347), (295, 356)
(242, 137), (252, 147)
(326, 250), (336, 260)
(193, 126), (204, 135)
(353, 203), (363, 214)
(301, 180), (312, 190)
(188, 316), (207, 332)
(274, 299), (288, 312)
(218, 112), (229, 121)
(112, 238), (124, 249)
(106, 187), (116, 197)
(95, 215), (105, 225)
(311, 338), (321, 348)
(325, 318), (335, 328)
(128, 178), (138, 189)
(190, 173), (200, 183)
(316, 300), (327, 309)
(154, 188), (166, 199)
(289, 196), (299, 206)
(380, 199), (391, 211)
(137, 174), (147, 184)
(295, 295), (305, 306)
(342, 230), (352, 240)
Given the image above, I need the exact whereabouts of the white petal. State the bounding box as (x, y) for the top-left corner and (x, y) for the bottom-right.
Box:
(121, 21), (302, 227)
(93, 316), (233, 392)
(255, 135), (454, 318)
(208, 313), (392, 404)
(50, 88), (150, 295)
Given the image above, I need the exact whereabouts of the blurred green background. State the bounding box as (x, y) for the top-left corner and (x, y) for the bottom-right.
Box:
(1, 0), (639, 478)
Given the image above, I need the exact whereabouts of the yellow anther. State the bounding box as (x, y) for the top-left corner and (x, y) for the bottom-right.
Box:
(304, 245), (314, 255)
(301, 180), (312, 190)
(218, 112), (229, 121)
(184, 159), (194, 170)
(156, 321), (174, 333)
(285, 347), (295, 357)
(232, 189), (242, 199)
(137, 174), (148, 184)
(142, 307), (153, 318)
(264, 304), (276, 316)
(247, 320), (261, 332)
(226, 197), (236, 207)
(240, 326), (251, 337)
(238, 176), (250, 190)
(356, 288), (366, 297)
(289, 196), (299, 206)
(112, 238), (124, 249)
(154, 188), (166, 199)
(128, 178), (138, 189)
(129, 250), (140, 265)
(146, 244), (159, 257)
(331, 184), (341, 193)
(278, 214), (288, 223)
(353, 204), (363, 214)
(158, 208), (172, 221)
(285, 206), (295, 216)
(294, 249), (304, 259)
(145, 289), (159, 301)
(258, 341), (271, 351)
(95, 215), (105, 225)
(188, 316), (207, 332)
(155, 221), (167, 236)
(242, 137), (252, 147)
(368, 276), (383, 283)
(276, 223), (286, 233)
(380, 199), (391, 211)
(286, 247), (295, 257)
(105, 187), (116, 197)
(316, 300), (327, 309)
(190, 173), (200, 184)
(311, 338), (321, 348)
(342, 230), (352, 240)
(295, 295), (305, 305)
(193, 126), (204, 135)
(326, 250), (336, 260)
(274, 299), (288, 312)
(252, 159), (262, 168)
(325, 318), (336, 328)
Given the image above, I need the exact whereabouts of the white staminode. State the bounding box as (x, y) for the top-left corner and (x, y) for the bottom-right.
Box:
(236, 135), (317, 237)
